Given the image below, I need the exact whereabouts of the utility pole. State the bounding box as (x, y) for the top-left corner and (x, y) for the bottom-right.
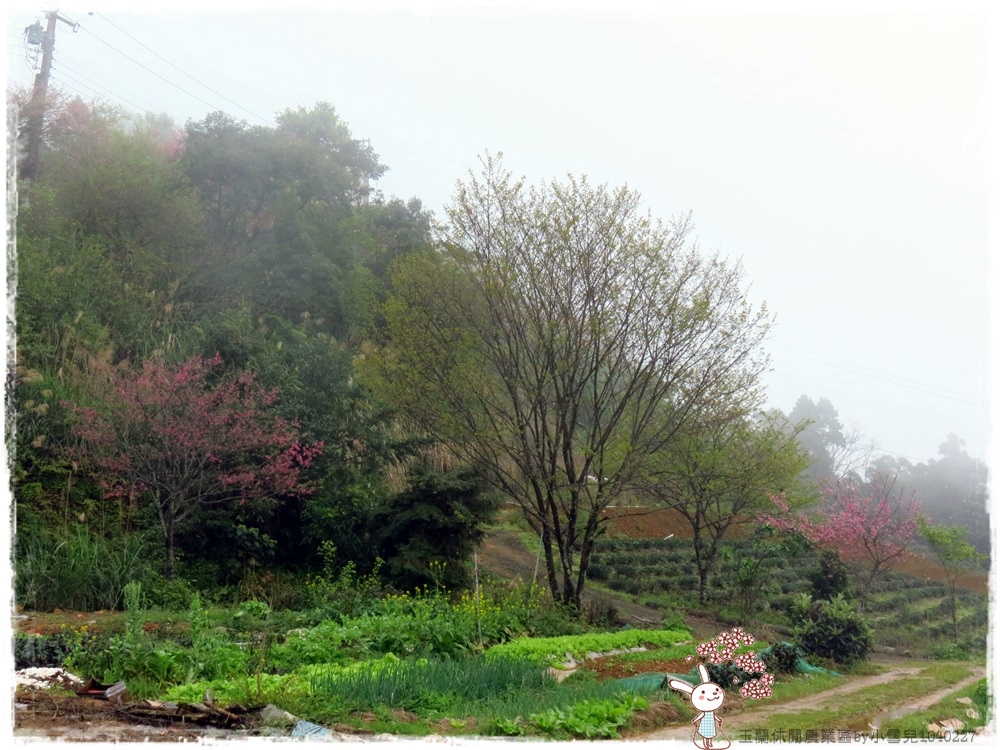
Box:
(21, 9), (79, 181)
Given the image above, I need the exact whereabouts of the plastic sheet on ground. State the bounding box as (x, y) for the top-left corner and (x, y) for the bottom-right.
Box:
(610, 672), (670, 692)
(613, 643), (843, 692)
(291, 720), (334, 738)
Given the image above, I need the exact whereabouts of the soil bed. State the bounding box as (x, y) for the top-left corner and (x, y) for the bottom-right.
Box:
(14, 688), (261, 742)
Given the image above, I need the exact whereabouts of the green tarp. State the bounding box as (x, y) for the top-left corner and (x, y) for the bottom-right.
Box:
(608, 643), (842, 693)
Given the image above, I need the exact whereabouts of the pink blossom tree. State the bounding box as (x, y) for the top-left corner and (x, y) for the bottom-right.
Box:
(761, 474), (921, 606)
(69, 354), (323, 579)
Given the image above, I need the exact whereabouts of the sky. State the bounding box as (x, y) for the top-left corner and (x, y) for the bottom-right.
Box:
(4, 0), (996, 468)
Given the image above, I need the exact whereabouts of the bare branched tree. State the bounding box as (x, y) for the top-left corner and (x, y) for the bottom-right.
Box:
(369, 154), (773, 607)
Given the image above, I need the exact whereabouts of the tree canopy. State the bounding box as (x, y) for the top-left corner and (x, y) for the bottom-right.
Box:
(365, 154), (773, 606)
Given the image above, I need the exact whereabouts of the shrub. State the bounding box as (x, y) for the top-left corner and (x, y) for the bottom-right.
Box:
(759, 642), (802, 674)
(790, 593), (873, 665)
(302, 543), (386, 619)
(972, 680), (991, 723)
(14, 632), (75, 669)
(268, 620), (360, 673)
(930, 643), (970, 661)
(704, 660), (764, 692)
(588, 563), (609, 581)
(809, 551), (851, 601)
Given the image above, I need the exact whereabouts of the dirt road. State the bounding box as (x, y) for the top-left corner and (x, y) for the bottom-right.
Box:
(631, 665), (987, 743)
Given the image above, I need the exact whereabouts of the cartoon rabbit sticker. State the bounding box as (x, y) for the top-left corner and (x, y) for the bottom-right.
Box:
(668, 663), (731, 749)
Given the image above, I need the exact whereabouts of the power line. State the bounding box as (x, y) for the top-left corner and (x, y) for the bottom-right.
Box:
(42, 77), (143, 122)
(118, 12), (248, 92)
(90, 11), (273, 126)
(55, 58), (163, 114)
(769, 339), (988, 407)
(50, 67), (151, 117)
(77, 25), (234, 116)
(774, 339), (987, 402)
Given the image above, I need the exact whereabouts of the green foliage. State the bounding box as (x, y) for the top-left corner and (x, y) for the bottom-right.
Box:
(63, 587), (185, 696)
(791, 593), (873, 665)
(309, 655), (551, 713)
(972, 679), (991, 723)
(485, 628), (692, 665)
(269, 576), (560, 669)
(907, 436), (990, 556)
(64, 590), (250, 697)
(929, 643), (970, 661)
(809, 550), (852, 601)
(142, 575), (198, 611)
(369, 155), (773, 608)
(373, 464), (500, 592)
(184, 594), (248, 681)
(720, 526), (809, 619)
(917, 519), (988, 643)
(14, 525), (154, 611)
(14, 632), (77, 669)
(301, 542), (386, 618)
(344, 594), (477, 659)
(487, 716), (526, 736)
(704, 660), (765, 692)
(647, 411), (812, 606)
(268, 620), (359, 673)
(181, 103), (386, 334)
(528, 695), (649, 739)
(760, 642), (804, 674)
(163, 672), (303, 706)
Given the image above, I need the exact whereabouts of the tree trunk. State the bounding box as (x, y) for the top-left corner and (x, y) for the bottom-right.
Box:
(948, 579), (959, 643)
(164, 511), (176, 580)
(541, 525), (560, 602)
(692, 532), (710, 606)
(698, 567), (709, 607)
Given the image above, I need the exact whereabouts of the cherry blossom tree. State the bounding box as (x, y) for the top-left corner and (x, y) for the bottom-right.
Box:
(69, 354), (323, 578)
(761, 473), (921, 606)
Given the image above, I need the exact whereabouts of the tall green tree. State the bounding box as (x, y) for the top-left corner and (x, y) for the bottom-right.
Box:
(372, 464), (499, 592)
(916, 518), (987, 643)
(182, 103), (386, 335)
(365, 154), (772, 607)
(642, 409), (810, 605)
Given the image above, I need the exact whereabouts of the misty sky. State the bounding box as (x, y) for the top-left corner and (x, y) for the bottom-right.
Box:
(5, 0), (995, 466)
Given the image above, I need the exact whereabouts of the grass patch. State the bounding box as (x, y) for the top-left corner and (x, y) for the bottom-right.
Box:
(873, 678), (989, 737)
(766, 670), (851, 703)
(736, 662), (980, 735)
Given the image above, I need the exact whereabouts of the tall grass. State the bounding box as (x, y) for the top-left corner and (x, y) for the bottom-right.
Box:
(14, 524), (153, 610)
(310, 655), (551, 712)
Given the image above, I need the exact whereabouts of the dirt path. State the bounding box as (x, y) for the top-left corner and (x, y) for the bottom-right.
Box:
(631, 665), (986, 742)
